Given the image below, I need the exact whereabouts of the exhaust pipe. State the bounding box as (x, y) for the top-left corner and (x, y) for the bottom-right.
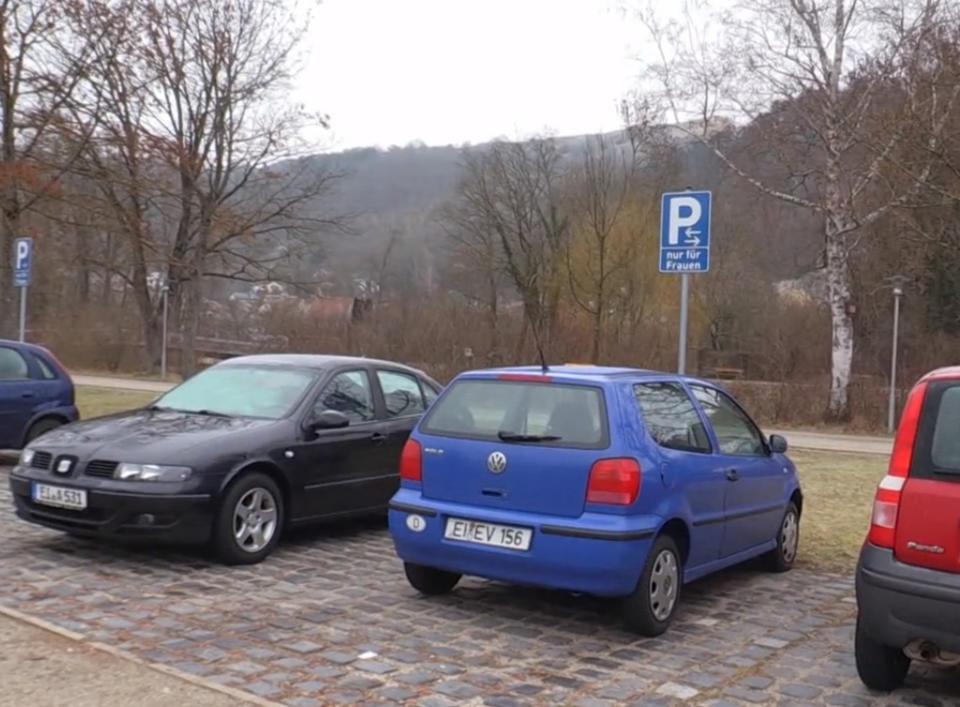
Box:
(904, 640), (960, 667)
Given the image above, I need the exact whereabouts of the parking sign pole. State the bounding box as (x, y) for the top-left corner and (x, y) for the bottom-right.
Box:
(18, 284), (26, 342)
(678, 273), (689, 375)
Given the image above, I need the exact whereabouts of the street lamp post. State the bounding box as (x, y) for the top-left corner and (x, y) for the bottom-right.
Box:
(160, 280), (170, 380)
(886, 276), (907, 434)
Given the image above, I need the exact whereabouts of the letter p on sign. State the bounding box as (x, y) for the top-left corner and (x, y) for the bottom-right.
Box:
(15, 240), (29, 269)
(667, 196), (701, 245)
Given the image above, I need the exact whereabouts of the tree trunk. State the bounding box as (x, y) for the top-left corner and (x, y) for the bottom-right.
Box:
(824, 219), (853, 421)
(180, 275), (199, 377)
(486, 273), (501, 366)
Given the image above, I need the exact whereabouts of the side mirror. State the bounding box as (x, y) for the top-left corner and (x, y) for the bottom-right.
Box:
(310, 409), (350, 430)
(769, 434), (788, 454)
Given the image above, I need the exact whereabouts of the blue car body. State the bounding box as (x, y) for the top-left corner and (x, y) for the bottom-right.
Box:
(0, 339), (77, 449)
(389, 365), (801, 598)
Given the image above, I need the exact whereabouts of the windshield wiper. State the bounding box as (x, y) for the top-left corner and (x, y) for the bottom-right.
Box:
(193, 409), (233, 418)
(497, 431), (562, 442)
(147, 405), (232, 418)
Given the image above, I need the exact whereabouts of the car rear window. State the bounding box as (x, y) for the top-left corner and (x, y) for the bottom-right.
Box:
(913, 381), (960, 480)
(420, 379), (608, 448)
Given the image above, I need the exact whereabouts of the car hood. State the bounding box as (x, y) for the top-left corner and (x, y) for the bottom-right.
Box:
(29, 409), (280, 462)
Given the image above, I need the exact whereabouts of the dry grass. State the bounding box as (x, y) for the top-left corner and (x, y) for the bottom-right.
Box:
(76, 387), (157, 419)
(792, 449), (887, 574)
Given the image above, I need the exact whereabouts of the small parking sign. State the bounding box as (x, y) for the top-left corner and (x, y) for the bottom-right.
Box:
(13, 237), (32, 287)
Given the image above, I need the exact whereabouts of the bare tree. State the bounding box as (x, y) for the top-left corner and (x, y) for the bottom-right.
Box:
(637, 0), (960, 420)
(0, 0), (97, 336)
(453, 139), (569, 358)
(566, 132), (640, 362)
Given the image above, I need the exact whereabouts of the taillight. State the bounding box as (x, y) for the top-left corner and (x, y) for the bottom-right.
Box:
(399, 439), (422, 482)
(867, 381), (927, 547)
(586, 458), (640, 505)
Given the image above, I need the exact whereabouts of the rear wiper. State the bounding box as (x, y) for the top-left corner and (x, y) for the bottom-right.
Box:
(497, 431), (562, 442)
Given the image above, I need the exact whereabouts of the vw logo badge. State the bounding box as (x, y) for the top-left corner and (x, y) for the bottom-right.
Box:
(487, 451), (507, 474)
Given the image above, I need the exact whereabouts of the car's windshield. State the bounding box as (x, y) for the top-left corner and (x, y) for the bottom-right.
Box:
(153, 365), (316, 419)
(421, 378), (607, 448)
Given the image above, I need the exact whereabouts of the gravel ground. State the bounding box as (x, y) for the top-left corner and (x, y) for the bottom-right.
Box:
(0, 614), (245, 707)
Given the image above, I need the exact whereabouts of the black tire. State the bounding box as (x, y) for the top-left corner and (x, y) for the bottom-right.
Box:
(855, 616), (909, 691)
(622, 534), (682, 636)
(211, 472), (283, 565)
(766, 501), (800, 572)
(25, 417), (63, 444)
(404, 562), (461, 595)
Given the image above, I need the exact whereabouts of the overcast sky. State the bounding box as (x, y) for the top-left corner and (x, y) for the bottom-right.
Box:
(298, 0), (642, 150)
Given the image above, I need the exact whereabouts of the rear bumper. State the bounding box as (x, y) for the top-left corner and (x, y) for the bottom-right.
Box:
(856, 543), (960, 653)
(388, 490), (658, 596)
(9, 470), (214, 544)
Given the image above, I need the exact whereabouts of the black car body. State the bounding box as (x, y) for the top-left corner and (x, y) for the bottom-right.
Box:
(9, 354), (441, 564)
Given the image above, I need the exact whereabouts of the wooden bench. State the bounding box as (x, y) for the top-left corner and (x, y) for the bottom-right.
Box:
(712, 366), (745, 380)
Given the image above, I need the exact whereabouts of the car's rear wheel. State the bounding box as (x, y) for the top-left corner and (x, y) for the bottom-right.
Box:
(212, 472), (283, 565)
(25, 417), (63, 444)
(403, 562), (461, 595)
(622, 534), (681, 636)
(766, 502), (800, 572)
(855, 616), (909, 691)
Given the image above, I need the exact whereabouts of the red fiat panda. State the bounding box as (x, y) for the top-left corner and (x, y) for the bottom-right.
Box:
(855, 367), (960, 691)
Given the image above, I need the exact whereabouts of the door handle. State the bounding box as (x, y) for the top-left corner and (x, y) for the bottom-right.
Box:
(725, 469), (739, 482)
(370, 432), (387, 444)
(21, 392), (34, 399)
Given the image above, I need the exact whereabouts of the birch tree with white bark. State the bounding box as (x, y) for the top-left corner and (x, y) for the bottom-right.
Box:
(636, 0), (960, 420)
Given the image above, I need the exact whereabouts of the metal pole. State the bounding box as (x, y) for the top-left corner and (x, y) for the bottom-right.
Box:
(161, 285), (169, 379)
(18, 286), (26, 342)
(887, 287), (902, 434)
(678, 272), (689, 374)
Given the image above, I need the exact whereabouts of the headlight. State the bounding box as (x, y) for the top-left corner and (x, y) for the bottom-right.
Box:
(19, 448), (35, 466)
(115, 463), (192, 482)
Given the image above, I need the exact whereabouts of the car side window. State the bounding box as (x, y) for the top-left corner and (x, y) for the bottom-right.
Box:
(315, 370), (375, 423)
(422, 383), (439, 407)
(0, 347), (29, 381)
(634, 382), (711, 454)
(30, 354), (56, 380)
(378, 370), (426, 418)
(690, 385), (766, 457)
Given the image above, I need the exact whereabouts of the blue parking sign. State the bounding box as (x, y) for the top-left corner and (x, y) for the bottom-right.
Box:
(13, 237), (32, 287)
(659, 191), (711, 273)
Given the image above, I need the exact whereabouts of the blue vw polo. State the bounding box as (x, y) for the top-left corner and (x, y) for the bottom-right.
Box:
(388, 366), (802, 635)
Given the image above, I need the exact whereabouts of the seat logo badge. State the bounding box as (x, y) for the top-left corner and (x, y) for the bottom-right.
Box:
(907, 541), (945, 554)
(487, 451), (507, 474)
(55, 459), (73, 475)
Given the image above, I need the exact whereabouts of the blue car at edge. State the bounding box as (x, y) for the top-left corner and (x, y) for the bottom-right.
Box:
(0, 339), (78, 449)
(388, 365), (802, 635)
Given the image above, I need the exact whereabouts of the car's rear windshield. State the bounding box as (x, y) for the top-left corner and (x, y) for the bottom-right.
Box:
(420, 378), (608, 448)
(914, 381), (960, 481)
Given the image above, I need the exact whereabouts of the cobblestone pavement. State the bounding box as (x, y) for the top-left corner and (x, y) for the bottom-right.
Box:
(1, 471), (958, 706)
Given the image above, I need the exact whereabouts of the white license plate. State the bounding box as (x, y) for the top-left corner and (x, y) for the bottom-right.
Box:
(32, 483), (87, 510)
(444, 517), (532, 551)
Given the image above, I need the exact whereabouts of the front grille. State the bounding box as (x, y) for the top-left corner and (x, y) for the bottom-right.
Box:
(30, 451), (52, 470)
(85, 460), (118, 478)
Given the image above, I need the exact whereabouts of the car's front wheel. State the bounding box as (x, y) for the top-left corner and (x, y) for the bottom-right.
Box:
(855, 616), (909, 691)
(212, 472), (283, 565)
(622, 534), (682, 636)
(404, 562), (461, 595)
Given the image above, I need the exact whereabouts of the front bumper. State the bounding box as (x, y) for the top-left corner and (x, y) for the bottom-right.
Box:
(9, 468), (215, 544)
(388, 489), (659, 597)
(856, 542), (960, 653)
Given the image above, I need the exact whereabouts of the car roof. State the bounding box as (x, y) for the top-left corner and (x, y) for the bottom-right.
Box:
(459, 364), (718, 386)
(216, 353), (429, 376)
(0, 338), (50, 354)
